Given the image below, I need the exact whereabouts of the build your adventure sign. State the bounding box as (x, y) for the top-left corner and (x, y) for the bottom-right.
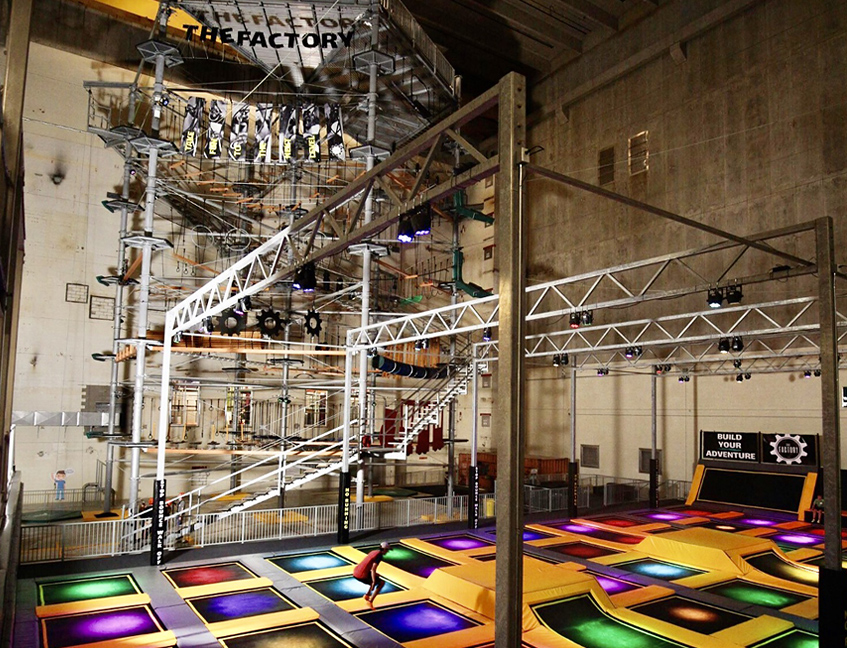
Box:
(700, 431), (760, 462)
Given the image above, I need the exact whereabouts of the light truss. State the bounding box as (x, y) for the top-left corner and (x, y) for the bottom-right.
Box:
(348, 222), (822, 349)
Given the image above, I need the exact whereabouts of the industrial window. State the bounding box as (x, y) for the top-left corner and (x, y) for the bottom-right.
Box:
(481, 374), (491, 389)
(598, 146), (615, 185)
(305, 389), (328, 427)
(481, 413), (491, 427)
(65, 282), (89, 303)
(639, 448), (663, 474)
(89, 295), (115, 320)
(483, 244), (494, 260)
(581, 444), (600, 469)
(628, 131), (649, 175)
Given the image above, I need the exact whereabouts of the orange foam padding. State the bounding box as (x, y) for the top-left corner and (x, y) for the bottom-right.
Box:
(422, 558), (602, 631)
(609, 585), (674, 609)
(798, 472), (818, 520)
(711, 615), (794, 646)
(523, 625), (583, 648)
(686, 464), (706, 505)
(711, 511), (744, 520)
(287, 566), (351, 583)
(42, 630), (177, 648)
(781, 597), (819, 619)
(404, 623), (494, 648)
(172, 576), (274, 600)
(403, 538), (478, 565)
(37, 593), (151, 619)
(631, 528), (775, 573)
(209, 607), (318, 639)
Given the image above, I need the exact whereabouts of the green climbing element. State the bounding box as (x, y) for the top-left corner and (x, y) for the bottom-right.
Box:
(452, 191), (494, 224)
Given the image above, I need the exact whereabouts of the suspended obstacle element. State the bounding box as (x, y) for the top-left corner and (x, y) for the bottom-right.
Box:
(371, 354), (448, 380)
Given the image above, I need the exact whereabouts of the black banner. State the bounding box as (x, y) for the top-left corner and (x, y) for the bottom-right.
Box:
(254, 103), (273, 164)
(302, 102), (321, 161)
(468, 464), (479, 529)
(180, 97), (204, 156)
(204, 99), (226, 159)
(325, 103), (345, 161)
(762, 433), (818, 466)
(229, 103), (250, 161)
(336, 470), (351, 544)
(151, 478), (167, 566)
(700, 431), (759, 462)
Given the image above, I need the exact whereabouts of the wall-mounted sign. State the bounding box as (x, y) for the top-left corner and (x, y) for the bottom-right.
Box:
(761, 433), (818, 466)
(700, 431), (759, 462)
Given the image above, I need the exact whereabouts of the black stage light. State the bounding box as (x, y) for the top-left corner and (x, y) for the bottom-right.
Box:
(718, 338), (730, 354)
(814, 369), (821, 377)
(736, 374), (744, 382)
(552, 354), (561, 367)
(725, 284), (743, 304)
(569, 312), (581, 329)
(397, 215), (415, 243)
(803, 369), (812, 378)
(731, 336), (744, 352)
(733, 359), (742, 369)
(581, 310), (594, 326)
(482, 327), (492, 342)
(707, 287), (724, 309)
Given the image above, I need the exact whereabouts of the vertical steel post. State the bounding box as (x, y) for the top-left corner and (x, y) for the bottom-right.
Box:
(355, 5), (380, 509)
(469, 349), (479, 528)
(650, 372), (659, 508)
(568, 366), (578, 518)
(338, 342), (355, 543)
(151, 311), (173, 564)
(493, 72), (526, 648)
(815, 216), (845, 646)
(129, 49), (166, 514)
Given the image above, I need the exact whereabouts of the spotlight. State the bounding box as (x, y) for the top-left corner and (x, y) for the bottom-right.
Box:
(597, 367), (608, 377)
(552, 354), (561, 367)
(397, 215), (415, 243)
(814, 369), (821, 377)
(581, 310), (594, 326)
(733, 359), (742, 369)
(625, 347), (635, 359)
(482, 327), (492, 342)
(410, 204), (432, 236)
(203, 316), (213, 333)
(745, 373), (751, 380)
(569, 312), (581, 329)
(736, 373), (744, 382)
(725, 284), (743, 304)
(293, 262), (317, 292)
(678, 374), (690, 383)
(803, 370), (812, 378)
(561, 353), (569, 366)
(414, 340), (424, 351)
(707, 287), (724, 308)
(718, 338), (730, 354)
(731, 336), (744, 352)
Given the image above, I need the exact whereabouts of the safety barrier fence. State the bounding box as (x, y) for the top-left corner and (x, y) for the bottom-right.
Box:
(20, 481), (687, 563)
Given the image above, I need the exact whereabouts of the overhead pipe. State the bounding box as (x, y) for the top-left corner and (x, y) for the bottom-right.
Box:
(371, 355), (448, 380)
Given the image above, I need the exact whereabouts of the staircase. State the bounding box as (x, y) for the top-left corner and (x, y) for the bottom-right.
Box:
(118, 360), (473, 547)
(382, 361), (473, 460)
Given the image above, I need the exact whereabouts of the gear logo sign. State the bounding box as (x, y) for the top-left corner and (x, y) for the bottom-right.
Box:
(768, 434), (808, 465)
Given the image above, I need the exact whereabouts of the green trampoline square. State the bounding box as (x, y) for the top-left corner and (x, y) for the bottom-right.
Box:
(39, 574), (142, 606)
(701, 580), (809, 609)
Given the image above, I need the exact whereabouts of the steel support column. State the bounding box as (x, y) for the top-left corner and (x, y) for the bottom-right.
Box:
(338, 343), (355, 543)
(469, 348), (480, 529)
(815, 216), (845, 646)
(493, 72), (526, 648)
(649, 372), (659, 508)
(568, 366), (578, 518)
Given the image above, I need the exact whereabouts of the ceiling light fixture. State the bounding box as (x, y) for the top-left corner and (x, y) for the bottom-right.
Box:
(581, 310), (594, 326)
(482, 326), (492, 342)
(725, 284), (743, 304)
(707, 287), (724, 309)
(718, 338), (730, 354)
(397, 215), (415, 243)
(293, 262), (317, 292)
(569, 312), (581, 329)
(731, 336), (744, 352)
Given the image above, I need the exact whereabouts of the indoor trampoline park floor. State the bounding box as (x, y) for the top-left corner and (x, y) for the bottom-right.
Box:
(15, 504), (837, 648)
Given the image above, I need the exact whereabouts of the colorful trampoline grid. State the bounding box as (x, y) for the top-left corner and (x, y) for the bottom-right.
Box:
(750, 629), (819, 648)
(545, 522), (644, 544)
(701, 580), (810, 609)
(357, 543), (457, 577)
(187, 588), (295, 623)
(219, 621), (356, 648)
(41, 605), (164, 648)
(589, 573), (640, 594)
(424, 533), (494, 551)
(355, 600), (480, 643)
(268, 551), (353, 573)
(630, 595), (751, 634)
(305, 575), (404, 601)
(38, 574), (141, 606)
(163, 562), (258, 589)
(533, 594), (692, 648)
(743, 552), (818, 587)
(546, 542), (621, 559)
(589, 515), (643, 528)
(614, 558), (705, 581)
(482, 528), (554, 541)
